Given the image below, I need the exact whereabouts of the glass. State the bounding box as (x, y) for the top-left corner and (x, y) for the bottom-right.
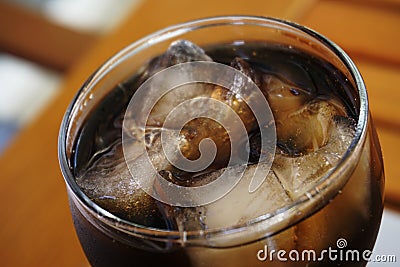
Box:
(58, 16), (384, 267)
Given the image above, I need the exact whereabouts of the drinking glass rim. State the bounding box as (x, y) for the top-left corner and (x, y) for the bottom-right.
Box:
(58, 15), (368, 245)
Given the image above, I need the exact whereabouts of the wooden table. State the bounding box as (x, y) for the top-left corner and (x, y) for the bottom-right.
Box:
(1, 0), (399, 266)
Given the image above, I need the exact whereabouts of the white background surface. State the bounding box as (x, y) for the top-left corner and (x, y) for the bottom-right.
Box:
(370, 208), (400, 266)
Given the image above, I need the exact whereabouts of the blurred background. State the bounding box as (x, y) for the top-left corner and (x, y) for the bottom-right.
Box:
(0, 0), (399, 266)
(0, 0), (141, 152)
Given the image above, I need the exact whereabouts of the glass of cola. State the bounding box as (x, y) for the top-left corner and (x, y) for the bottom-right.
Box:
(59, 16), (384, 267)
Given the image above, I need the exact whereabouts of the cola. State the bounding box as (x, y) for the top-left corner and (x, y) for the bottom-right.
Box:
(61, 30), (383, 266)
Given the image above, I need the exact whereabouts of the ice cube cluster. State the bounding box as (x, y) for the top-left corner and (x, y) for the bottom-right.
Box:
(76, 40), (355, 232)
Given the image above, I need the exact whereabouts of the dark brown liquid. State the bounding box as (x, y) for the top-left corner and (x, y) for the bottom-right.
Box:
(69, 42), (383, 267)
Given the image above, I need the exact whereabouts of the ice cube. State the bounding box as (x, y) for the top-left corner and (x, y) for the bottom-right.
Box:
(230, 57), (262, 89)
(272, 115), (355, 197)
(146, 83), (215, 127)
(127, 40), (214, 129)
(141, 39), (213, 80)
(77, 137), (203, 230)
(262, 73), (350, 156)
(76, 154), (157, 224)
(201, 163), (292, 229)
(128, 57), (267, 184)
(276, 99), (346, 156)
(262, 73), (314, 115)
(210, 85), (257, 133)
